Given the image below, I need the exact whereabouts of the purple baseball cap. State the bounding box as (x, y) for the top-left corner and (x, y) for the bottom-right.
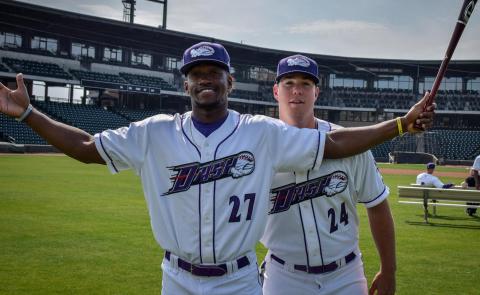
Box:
(180, 42), (231, 75)
(427, 162), (436, 169)
(276, 54), (319, 84)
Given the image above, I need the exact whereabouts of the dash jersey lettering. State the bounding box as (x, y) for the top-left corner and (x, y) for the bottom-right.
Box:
(269, 171), (348, 214)
(165, 151), (255, 195)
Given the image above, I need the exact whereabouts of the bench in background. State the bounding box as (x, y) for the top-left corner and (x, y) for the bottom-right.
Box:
(398, 186), (480, 222)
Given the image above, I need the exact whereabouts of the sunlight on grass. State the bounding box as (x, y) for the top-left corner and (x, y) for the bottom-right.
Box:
(1, 156), (478, 294)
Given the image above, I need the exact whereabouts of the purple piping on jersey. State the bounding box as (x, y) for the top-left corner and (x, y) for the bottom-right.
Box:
(359, 185), (387, 204)
(180, 114), (203, 262)
(307, 169), (326, 266)
(295, 170), (311, 266)
(212, 113), (241, 264)
(311, 132), (321, 170)
(298, 205), (311, 267)
(180, 114), (201, 158)
(310, 200), (326, 266)
(99, 134), (119, 173)
(198, 184), (203, 264)
(328, 122), (332, 131)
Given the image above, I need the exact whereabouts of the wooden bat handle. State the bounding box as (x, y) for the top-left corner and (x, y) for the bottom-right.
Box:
(413, 0), (477, 130)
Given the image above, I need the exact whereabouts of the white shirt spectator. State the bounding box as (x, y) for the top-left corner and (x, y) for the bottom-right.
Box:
(416, 173), (445, 188)
(473, 155), (480, 172)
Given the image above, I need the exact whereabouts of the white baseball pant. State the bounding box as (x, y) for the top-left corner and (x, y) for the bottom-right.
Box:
(262, 252), (368, 295)
(161, 253), (262, 295)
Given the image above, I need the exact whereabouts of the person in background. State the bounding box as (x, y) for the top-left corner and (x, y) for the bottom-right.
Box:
(416, 163), (453, 189)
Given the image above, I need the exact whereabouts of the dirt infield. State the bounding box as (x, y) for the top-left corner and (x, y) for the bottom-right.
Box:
(379, 168), (468, 178)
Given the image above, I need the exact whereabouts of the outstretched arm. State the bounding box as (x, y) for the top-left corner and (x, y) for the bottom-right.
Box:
(324, 92), (434, 159)
(0, 74), (104, 164)
(367, 200), (396, 295)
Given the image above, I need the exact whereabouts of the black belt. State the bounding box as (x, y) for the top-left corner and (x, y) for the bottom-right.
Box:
(271, 252), (356, 274)
(165, 251), (250, 277)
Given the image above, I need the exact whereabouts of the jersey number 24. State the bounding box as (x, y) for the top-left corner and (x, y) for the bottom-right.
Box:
(328, 202), (349, 233)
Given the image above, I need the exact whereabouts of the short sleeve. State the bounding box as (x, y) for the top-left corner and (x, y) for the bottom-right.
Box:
(354, 151), (389, 208)
(94, 119), (149, 175)
(265, 117), (326, 173)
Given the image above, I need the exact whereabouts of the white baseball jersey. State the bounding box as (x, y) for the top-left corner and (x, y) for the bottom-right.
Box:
(94, 110), (326, 264)
(416, 173), (444, 188)
(260, 119), (389, 266)
(473, 155), (480, 171)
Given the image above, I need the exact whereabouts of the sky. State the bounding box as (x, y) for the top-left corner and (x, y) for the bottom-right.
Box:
(18, 0), (480, 60)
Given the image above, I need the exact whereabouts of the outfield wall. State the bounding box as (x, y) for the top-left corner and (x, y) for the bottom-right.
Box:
(0, 142), (474, 166)
(0, 142), (58, 153)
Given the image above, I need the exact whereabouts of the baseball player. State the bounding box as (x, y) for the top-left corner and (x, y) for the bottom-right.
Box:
(260, 54), (397, 295)
(0, 42), (434, 295)
(416, 162), (453, 188)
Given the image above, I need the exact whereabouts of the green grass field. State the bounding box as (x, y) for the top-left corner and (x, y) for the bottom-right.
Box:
(1, 156), (479, 294)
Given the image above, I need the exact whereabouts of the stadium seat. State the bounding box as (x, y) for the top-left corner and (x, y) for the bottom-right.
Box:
(0, 63), (10, 72)
(114, 107), (175, 122)
(33, 101), (130, 135)
(70, 70), (127, 84)
(119, 72), (177, 91)
(0, 113), (47, 144)
(2, 57), (72, 80)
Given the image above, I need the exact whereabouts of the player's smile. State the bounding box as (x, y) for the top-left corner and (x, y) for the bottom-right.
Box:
(196, 86), (217, 97)
(192, 84), (223, 106)
(185, 64), (232, 112)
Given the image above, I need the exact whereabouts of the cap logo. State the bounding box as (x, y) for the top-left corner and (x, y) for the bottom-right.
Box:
(190, 45), (215, 58)
(287, 57), (310, 68)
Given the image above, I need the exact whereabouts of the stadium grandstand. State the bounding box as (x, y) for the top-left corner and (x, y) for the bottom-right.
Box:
(0, 0), (479, 164)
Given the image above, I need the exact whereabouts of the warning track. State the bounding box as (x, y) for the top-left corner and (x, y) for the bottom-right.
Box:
(379, 168), (468, 178)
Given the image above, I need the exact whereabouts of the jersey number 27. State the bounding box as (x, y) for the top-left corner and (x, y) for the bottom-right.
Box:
(229, 193), (256, 222)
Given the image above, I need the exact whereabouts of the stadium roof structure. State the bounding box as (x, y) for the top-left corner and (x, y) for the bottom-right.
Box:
(1, 0), (480, 79)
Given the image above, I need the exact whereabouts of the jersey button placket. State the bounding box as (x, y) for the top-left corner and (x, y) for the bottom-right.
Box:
(200, 154), (214, 262)
(299, 202), (323, 266)
(201, 184), (214, 262)
(201, 140), (215, 261)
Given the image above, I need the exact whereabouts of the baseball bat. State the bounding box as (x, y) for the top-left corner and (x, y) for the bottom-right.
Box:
(414, 0), (477, 130)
